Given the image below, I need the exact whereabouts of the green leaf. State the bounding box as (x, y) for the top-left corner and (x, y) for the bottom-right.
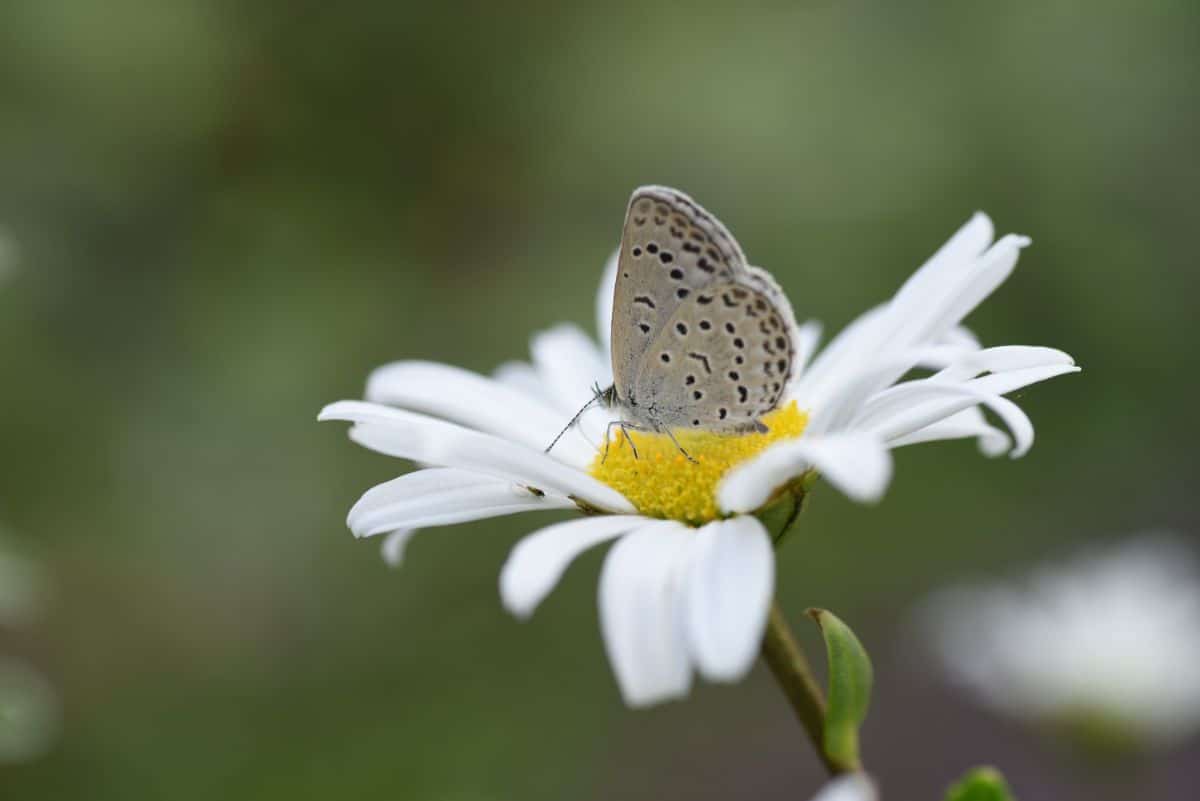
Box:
(943, 767), (1017, 801)
(807, 608), (873, 772)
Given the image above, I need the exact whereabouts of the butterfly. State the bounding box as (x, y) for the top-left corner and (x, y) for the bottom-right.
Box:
(551, 186), (798, 459)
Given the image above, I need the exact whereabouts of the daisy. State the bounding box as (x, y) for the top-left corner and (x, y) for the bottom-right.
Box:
(922, 534), (1200, 749)
(320, 210), (1077, 707)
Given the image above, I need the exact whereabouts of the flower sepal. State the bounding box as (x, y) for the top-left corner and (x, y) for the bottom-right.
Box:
(752, 477), (812, 547)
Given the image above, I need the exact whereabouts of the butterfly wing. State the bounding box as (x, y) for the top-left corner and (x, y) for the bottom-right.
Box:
(634, 275), (797, 432)
(610, 186), (747, 405)
(610, 186), (798, 432)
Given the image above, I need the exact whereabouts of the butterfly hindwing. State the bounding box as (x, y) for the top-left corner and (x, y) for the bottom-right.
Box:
(634, 279), (796, 432)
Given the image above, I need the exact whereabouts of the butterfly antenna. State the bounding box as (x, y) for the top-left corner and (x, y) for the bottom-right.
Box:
(545, 394), (602, 455)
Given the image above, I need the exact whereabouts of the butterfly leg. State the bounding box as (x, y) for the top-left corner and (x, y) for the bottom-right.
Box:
(601, 420), (647, 463)
(659, 425), (698, 464)
(600, 421), (620, 464)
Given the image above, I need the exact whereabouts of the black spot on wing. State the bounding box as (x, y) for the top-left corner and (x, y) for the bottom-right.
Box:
(687, 353), (712, 374)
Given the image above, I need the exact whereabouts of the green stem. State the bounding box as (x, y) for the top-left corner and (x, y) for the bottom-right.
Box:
(761, 600), (840, 775)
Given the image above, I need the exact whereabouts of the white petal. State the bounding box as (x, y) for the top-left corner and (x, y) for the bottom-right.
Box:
(492, 361), (549, 401)
(683, 517), (775, 682)
(805, 353), (934, 436)
(530, 324), (614, 444)
(595, 248), (619, 358)
(791, 304), (888, 409)
(381, 529), (416, 566)
(859, 358), (1077, 427)
(968, 361), (1081, 397)
(916, 234), (1028, 345)
(530, 324), (612, 410)
(790, 320), (823, 384)
(492, 362), (601, 460)
(932, 345), (1075, 383)
(364, 361), (593, 467)
(811, 774), (878, 801)
(890, 212), (995, 316)
(887, 406), (1011, 457)
(599, 522), (694, 707)
(797, 214), (993, 407)
(319, 401), (635, 513)
(719, 432), (893, 512)
(499, 515), (647, 619)
(347, 468), (573, 538)
(863, 363), (1079, 457)
(940, 324), (982, 350)
(859, 234), (1029, 404)
(860, 382), (1035, 457)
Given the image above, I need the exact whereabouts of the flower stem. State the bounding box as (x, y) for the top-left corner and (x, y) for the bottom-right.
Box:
(761, 600), (839, 775)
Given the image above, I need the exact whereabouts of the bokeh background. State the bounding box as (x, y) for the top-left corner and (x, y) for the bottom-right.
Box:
(1, 2), (1198, 799)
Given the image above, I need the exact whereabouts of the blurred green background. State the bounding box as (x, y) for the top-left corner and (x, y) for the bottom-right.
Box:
(0, 2), (1197, 799)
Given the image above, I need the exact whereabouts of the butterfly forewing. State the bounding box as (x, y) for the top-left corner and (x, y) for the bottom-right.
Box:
(611, 187), (744, 386)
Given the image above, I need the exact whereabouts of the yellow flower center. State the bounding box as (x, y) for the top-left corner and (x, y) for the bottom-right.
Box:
(589, 402), (808, 525)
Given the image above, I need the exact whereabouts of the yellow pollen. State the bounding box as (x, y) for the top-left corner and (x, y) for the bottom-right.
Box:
(589, 402), (808, 525)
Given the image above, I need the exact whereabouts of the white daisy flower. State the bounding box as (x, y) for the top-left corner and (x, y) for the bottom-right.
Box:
(320, 211), (1076, 707)
(922, 534), (1200, 748)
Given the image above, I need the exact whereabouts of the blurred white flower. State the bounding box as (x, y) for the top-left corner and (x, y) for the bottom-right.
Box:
(811, 773), (877, 801)
(0, 656), (59, 764)
(321, 209), (1075, 707)
(923, 535), (1200, 748)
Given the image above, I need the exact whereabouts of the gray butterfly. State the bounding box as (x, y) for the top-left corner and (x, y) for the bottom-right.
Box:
(551, 186), (798, 458)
